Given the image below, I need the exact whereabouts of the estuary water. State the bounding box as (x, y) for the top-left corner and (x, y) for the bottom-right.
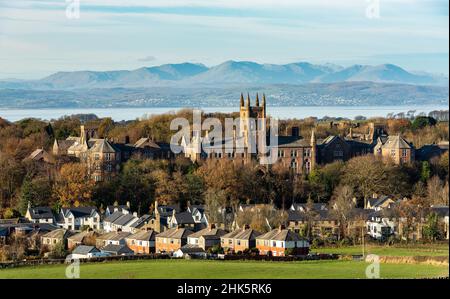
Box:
(0, 105), (448, 122)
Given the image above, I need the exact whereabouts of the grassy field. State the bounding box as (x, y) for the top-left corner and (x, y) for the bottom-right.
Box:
(0, 259), (448, 279)
(311, 243), (449, 257)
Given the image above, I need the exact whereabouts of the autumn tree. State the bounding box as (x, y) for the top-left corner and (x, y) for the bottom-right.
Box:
(52, 163), (95, 207)
(330, 185), (355, 239)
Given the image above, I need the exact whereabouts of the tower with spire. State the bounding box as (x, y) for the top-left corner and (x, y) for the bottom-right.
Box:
(239, 93), (267, 150)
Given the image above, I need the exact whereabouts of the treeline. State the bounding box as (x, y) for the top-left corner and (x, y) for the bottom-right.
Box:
(0, 112), (448, 219)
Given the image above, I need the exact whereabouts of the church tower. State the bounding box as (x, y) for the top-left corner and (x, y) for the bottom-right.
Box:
(239, 93), (266, 151)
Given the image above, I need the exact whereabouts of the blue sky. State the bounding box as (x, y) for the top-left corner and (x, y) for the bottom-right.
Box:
(0, 0), (448, 79)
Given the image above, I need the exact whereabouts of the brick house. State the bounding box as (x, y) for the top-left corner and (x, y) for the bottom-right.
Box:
(155, 227), (193, 254)
(256, 226), (309, 256)
(221, 225), (261, 253)
(125, 229), (156, 254)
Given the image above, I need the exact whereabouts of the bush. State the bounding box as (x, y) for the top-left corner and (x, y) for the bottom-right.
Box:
(311, 238), (325, 248)
(48, 242), (67, 259)
(284, 248), (296, 256)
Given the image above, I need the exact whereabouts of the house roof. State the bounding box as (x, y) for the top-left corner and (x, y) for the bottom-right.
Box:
(104, 211), (126, 223)
(106, 205), (129, 214)
(27, 206), (54, 219)
(67, 230), (98, 243)
(129, 214), (151, 228)
(177, 244), (205, 254)
(222, 227), (261, 240)
(114, 213), (137, 226)
(72, 245), (100, 255)
(42, 228), (72, 239)
(97, 231), (131, 241)
(101, 244), (134, 255)
(89, 139), (119, 153)
(367, 195), (394, 208)
(24, 149), (55, 163)
(188, 226), (228, 239)
(172, 211), (195, 225)
(256, 228), (304, 242)
(61, 207), (98, 218)
(287, 210), (307, 222)
(55, 139), (76, 150)
(156, 227), (193, 239)
(126, 230), (156, 241)
(382, 135), (412, 150)
(134, 138), (161, 149)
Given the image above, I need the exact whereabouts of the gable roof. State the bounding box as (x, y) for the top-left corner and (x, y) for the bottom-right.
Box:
(172, 211), (195, 225)
(222, 227), (261, 240)
(72, 245), (100, 255)
(67, 230), (98, 243)
(156, 227), (193, 239)
(61, 207), (98, 218)
(126, 230), (156, 241)
(27, 206), (54, 220)
(256, 228), (304, 242)
(42, 228), (73, 239)
(382, 135), (412, 150)
(101, 244), (134, 255)
(96, 231), (131, 241)
(89, 139), (119, 153)
(188, 226), (228, 239)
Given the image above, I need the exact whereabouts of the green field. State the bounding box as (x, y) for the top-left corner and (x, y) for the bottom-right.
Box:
(0, 259), (448, 279)
(311, 243), (449, 257)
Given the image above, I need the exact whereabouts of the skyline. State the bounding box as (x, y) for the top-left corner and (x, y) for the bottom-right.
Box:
(0, 0), (448, 79)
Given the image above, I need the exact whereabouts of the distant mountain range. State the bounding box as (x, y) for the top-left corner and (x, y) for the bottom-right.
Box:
(0, 61), (448, 90)
(0, 61), (448, 109)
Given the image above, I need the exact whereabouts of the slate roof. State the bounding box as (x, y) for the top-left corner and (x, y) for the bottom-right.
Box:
(42, 228), (72, 239)
(287, 210), (307, 222)
(67, 230), (98, 243)
(89, 139), (119, 153)
(382, 135), (412, 149)
(129, 214), (151, 228)
(72, 245), (99, 255)
(177, 244), (206, 254)
(101, 244), (134, 255)
(173, 212), (195, 225)
(114, 213), (137, 226)
(61, 207), (98, 218)
(106, 205), (129, 215)
(156, 227), (193, 239)
(27, 206), (54, 220)
(126, 230), (156, 241)
(55, 139), (76, 151)
(104, 211), (125, 223)
(97, 231), (131, 241)
(134, 138), (161, 149)
(256, 228), (304, 242)
(367, 196), (393, 208)
(222, 227), (261, 240)
(277, 136), (311, 148)
(188, 226), (228, 239)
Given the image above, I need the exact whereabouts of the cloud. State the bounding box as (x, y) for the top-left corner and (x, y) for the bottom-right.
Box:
(138, 55), (157, 62)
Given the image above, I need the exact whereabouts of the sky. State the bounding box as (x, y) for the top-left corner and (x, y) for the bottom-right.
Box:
(0, 0), (448, 79)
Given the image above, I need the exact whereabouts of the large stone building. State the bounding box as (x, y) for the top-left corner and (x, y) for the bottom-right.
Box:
(180, 93), (404, 174)
(53, 125), (175, 181)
